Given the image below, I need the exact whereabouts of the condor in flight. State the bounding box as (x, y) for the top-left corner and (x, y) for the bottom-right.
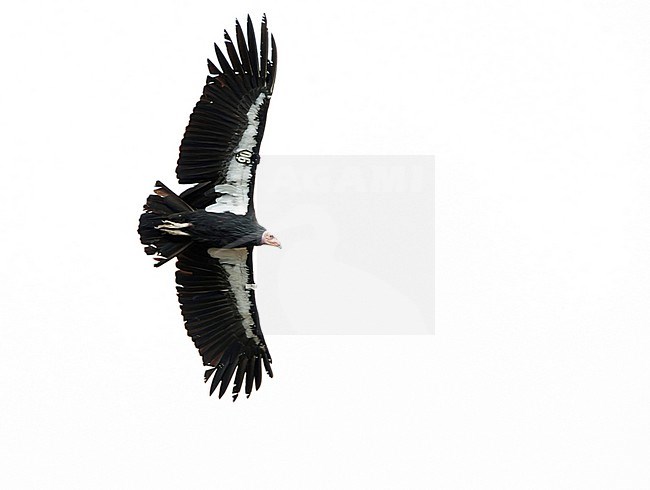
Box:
(138, 15), (279, 401)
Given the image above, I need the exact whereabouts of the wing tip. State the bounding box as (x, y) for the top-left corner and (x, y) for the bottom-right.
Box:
(203, 351), (271, 400)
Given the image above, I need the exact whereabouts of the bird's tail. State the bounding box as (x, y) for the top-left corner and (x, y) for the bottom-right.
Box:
(138, 181), (194, 267)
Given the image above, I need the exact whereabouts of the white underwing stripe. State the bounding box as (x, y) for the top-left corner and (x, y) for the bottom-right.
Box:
(206, 92), (268, 215)
(207, 247), (257, 339)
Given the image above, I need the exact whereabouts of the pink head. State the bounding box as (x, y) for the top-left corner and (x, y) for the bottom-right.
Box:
(261, 231), (282, 249)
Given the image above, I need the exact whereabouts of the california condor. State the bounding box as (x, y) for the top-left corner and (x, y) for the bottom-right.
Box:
(138, 15), (279, 401)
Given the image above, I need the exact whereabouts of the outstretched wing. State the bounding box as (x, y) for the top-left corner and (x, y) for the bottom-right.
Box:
(177, 15), (277, 216)
(176, 245), (272, 400)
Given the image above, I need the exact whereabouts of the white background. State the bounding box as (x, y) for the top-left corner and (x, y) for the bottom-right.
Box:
(1, 1), (649, 488)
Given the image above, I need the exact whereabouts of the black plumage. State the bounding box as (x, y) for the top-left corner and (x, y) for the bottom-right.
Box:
(137, 15), (279, 401)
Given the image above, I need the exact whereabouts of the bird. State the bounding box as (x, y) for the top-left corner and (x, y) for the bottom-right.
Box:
(138, 15), (279, 401)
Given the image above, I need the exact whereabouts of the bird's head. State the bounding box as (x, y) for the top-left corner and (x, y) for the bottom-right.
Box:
(261, 231), (282, 249)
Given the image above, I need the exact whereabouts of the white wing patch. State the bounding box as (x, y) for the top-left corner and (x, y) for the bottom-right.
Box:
(206, 93), (268, 215)
(207, 247), (257, 339)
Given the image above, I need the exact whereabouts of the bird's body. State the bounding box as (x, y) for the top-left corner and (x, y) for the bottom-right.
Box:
(137, 15), (280, 400)
(149, 210), (266, 248)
